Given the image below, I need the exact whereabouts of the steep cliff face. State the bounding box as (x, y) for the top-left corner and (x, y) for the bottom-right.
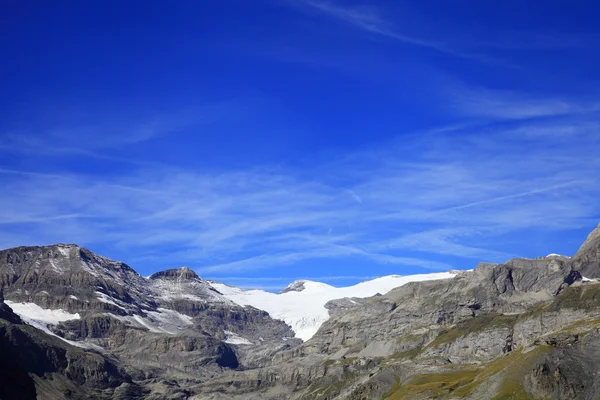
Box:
(572, 223), (600, 278)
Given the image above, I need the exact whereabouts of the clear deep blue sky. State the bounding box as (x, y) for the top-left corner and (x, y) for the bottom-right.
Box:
(2, 0), (600, 290)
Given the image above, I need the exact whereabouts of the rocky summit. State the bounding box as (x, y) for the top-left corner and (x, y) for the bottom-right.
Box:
(3, 227), (600, 399)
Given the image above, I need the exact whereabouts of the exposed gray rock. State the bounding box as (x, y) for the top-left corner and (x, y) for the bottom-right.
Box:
(279, 280), (309, 294)
(4, 223), (600, 399)
(572, 223), (600, 278)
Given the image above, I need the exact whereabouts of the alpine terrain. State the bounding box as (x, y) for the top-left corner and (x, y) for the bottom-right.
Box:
(2, 224), (600, 399)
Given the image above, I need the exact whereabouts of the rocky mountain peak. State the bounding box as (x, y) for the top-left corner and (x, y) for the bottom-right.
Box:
(577, 223), (600, 253)
(148, 266), (200, 281)
(55, 243), (79, 248)
(279, 280), (308, 294)
(572, 223), (600, 278)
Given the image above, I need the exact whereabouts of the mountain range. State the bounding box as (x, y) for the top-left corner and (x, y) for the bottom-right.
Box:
(1, 224), (600, 399)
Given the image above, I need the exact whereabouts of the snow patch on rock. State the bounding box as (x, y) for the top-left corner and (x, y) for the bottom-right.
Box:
(546, 253), (570, 258)
(223, 330), (253, 345)
(3, 301), (92, 348)
(79, 260), (100, 277)
(106, 308), (193, 335)
(95, 291), (129, 311)
(56, 245), (73, 258)
(149, 273), (233, 305)
(48, 257), (64, 274)
(6, 301), (80, 326)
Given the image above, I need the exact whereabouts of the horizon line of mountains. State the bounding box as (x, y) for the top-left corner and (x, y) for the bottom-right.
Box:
(0, 223), (600, 399)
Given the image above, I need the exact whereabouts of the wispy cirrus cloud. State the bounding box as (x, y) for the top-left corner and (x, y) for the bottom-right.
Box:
(197, 246), (453, 275)
(0, 100), (240, 163)
(424, 73), (600, 121)
(287, 0), (597, 68)
(448, 88), (600, 120)
(290, 0), (479, 60)
(438, 181), (584, 213)
(471, 31), (600, 51)
(1, 105), (600, 280)
(1, 81), (600, 279)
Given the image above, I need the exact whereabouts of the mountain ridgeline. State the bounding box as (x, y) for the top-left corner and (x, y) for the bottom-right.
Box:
(1, 225), (600, 399)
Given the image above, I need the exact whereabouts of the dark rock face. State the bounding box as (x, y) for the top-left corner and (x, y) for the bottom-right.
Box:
(0, 290), (21, 325)
(0, 299), (143, 400)
(526, 349), (592, 400)
(0, 297), (36, 400)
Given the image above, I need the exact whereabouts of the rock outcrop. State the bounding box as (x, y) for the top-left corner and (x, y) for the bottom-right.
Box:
(572, 223), (600, 279)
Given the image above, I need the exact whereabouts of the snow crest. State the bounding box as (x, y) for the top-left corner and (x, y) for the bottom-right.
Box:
(211, 272), (456, 341)
(546, 253), (570, 258)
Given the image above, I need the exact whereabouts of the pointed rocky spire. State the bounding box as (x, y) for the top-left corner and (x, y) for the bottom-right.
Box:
(577, 223), (600, 254)
(572, 223), (600, 279)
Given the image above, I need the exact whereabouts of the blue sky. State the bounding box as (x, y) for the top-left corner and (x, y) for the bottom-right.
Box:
(2, 0), (600, 290)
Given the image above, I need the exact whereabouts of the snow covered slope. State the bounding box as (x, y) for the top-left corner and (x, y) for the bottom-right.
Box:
(210, 272), (456, 341)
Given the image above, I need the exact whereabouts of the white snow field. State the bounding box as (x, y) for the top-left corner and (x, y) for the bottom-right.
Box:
(3, 301), (93, 348)
(210, 272), (456, 341)
(5, 301), (81, 327)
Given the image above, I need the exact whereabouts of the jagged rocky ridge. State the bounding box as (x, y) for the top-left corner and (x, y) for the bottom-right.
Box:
(0, 245), (298, 399)
(2, 224), (600, 399)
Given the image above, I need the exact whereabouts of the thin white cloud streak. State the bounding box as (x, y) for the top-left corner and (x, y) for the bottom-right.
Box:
(290, 0), (596, 70)
(0, 214), (87, 224)
(471, 31), (600, 50)
(438, 181), (585, 213)
(290, 0), (533, 66)
(292, 0), (490, 61)
(298, 0), (442, 48)
(370, 228), (515, 261)
(0, 168), (65, 179)
(444, 83), (600, 121)
(0, 100), (242, 163)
